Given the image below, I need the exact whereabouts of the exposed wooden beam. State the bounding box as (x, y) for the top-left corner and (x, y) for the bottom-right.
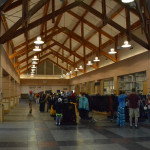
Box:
(79, 1), (149, 50)
(0, 0), (14, 11)
(4, 0), (22, 12)
(113, 0), (138, 16)
(76, 20), (141, 65)
(51, 39), (84, 61)
(14, 43), (56, 67)
(66, 6), (124, 61)
(52, 0), (55, 23)
(0, 1), (79, 43)
(14, 27), (56, 51)
(61, 28), (117, 62)
(0, 0), (51, 44)
(9, 27), (65, 59)
(125, 7), (131, 41)
(67, 10), (115, 41)
(54, 0), (96, 56)
(102, 0), (106, 25)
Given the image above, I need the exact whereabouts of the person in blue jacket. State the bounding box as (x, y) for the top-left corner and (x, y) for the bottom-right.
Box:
(78, 93), (89, 120)
(117, 91), (127, 127)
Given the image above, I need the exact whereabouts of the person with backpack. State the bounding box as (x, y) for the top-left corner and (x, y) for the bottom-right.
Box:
(28, 91), (34, 114)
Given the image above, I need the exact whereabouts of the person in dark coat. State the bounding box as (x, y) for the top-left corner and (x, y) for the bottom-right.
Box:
(39, 93), (47, 112)
(55, 95), (63, 126)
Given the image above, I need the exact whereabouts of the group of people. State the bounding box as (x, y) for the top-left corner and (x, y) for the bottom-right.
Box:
(117, 88), (150, 128)
(28, 88), (150, 127)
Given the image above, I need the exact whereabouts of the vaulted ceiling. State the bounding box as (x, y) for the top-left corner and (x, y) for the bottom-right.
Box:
(0, 0), (150, 78)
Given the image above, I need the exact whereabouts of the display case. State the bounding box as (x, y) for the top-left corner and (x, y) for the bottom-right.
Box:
(103, 79), (114, 95)
(118, 71), (146, 95)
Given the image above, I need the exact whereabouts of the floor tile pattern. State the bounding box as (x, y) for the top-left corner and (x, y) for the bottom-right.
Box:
(0, 100), (150, 150)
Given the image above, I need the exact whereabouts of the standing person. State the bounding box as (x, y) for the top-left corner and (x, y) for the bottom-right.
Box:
(28, 91), (34, 114)
(146, 93), (150, 123)
(127, 88), (140, 128)
(117, 91), (127, 127)
(36, 93), (40, 104)
(55, 95), (63, 126)
(78, 93), (89, 120)
(39, 93), (47, 112)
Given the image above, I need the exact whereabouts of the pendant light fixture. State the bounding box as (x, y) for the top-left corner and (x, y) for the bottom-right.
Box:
(74, 68), (79, 71)
(108, 48), (117, 54)
(31, 69), (36, 72)
(60, 75), (64, 78)
(78, 65), (83, 70)
(32, 56), (39, 61)
(66, 72), (70, 76)
(93, 56), (100, 62)
(31, 65), (36, 69)
(121, 40), (131, 48)
(121, 0), (134, 3)
(34, 36), (44, 44)
(86, 61), (93, 66)
(32, 61), (38, 65)
(33, 46), (41, 52)
(70, 71), (72, 74)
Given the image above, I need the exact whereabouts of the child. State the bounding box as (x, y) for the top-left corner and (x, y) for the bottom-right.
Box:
(55, 96), (63, 126)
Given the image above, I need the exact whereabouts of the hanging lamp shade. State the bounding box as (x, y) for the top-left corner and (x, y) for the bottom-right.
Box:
(31, 65), (36, 69)
(31, 69), (36, 72)
(32, 56), (39, 61)
(108, 48), (117, 54)
(60, 75), (64, 78)
(33, 46), (41, 52)
(93, 56), (100, 62)
(74, 68), (79, 71)
(78, 65), (83, 70)
(70, 71), (72, 74)
(121, 41), (131, 48)
(34, 36), (44, 44)
(66, 72), (70, 76)
(32, 61), (38, 65)
(121, 0), (134, 3)
(86, 61), (93, 66)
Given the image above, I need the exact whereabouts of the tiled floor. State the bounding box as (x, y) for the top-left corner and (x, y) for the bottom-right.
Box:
(0, 100), (150, 150)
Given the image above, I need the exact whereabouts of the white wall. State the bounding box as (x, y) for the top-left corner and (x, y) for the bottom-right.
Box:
(21, 85), (70, 94)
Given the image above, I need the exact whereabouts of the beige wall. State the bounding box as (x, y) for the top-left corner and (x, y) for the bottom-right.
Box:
(20, 79), (70, 94)
(0, 45), (20, 83)
(70, 51), (150, 94)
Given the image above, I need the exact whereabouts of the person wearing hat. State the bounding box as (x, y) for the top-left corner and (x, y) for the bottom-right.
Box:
(28, 91), (34, 114)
